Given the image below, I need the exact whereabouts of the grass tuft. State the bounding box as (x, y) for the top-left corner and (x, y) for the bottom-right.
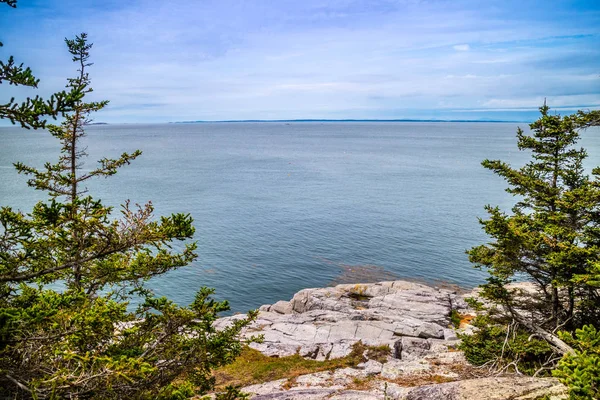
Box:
(450, 309), (461, 328)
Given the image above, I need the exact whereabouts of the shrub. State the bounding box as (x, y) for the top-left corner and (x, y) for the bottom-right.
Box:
(459, 315), (553, 375)
(553, 325), (600, 399)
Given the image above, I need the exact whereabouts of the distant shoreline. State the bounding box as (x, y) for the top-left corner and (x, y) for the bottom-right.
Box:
(169, 119), (525, 124)
(0, 119), (527, 130)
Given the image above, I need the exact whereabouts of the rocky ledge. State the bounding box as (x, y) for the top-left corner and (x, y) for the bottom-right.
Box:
(215, 280), (567, 400)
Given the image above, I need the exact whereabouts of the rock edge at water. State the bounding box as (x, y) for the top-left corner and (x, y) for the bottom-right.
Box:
(215, 280), (566, 400)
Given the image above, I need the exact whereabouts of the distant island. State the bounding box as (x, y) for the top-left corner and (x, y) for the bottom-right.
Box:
(169, 118), (523, 124)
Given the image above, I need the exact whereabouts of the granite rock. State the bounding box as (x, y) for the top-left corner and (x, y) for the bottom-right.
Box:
(229, 280), (469, 360)
(233, 281), (566, 400)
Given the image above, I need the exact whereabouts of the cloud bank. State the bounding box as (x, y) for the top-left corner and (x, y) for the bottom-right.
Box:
(1, 0), (599, 122)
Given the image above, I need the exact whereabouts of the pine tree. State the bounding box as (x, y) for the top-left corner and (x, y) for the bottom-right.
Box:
(462, 105), (600, 376)
(1, 0), (75, 128)
(0, 34), (257, 399)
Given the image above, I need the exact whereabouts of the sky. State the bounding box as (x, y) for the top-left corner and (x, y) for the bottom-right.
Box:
(1, 0), (599, 123)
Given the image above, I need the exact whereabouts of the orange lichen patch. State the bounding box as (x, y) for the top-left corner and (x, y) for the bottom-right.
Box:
(351, 284), (368, 294)
(459, 314), (475, 328)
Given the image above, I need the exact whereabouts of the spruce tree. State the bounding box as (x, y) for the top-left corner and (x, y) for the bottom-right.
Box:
(0, 34), (256, 399)
(1, 0), (75, 128)
(462, 105), (600, 381)
(469, 104), (600, 332)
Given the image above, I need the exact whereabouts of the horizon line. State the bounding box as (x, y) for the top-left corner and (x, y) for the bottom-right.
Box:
(167, 118), (528, 124)
(0, 118), (535, 128)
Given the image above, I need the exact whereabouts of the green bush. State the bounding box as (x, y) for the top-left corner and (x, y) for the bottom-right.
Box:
(459, 316), (553, 375)
(450, 309), (461, 329)
(553, 325), (600, 399)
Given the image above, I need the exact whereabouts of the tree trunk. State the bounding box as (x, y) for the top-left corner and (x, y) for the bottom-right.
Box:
(505, 304), (574, 355)
(551, 285), (560, 328)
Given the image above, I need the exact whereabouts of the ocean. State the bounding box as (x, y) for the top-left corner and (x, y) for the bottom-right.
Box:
(1, 122), (599, 313)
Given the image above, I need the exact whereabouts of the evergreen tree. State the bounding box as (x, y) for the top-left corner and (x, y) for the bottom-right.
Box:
(1, 0), (75, 128)
(0, 34), (257, 399)
(468, 104), (600, 332)
(461, 105), (600, 386)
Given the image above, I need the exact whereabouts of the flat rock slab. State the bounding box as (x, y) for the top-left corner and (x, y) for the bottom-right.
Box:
(251, 389), (385, 400)
(221, 280), (470, 359)
(244, 376), (566, 400)
(231, 281), (566, 400)
(403, 376), (567, 400)
(251, 388), (337, 399)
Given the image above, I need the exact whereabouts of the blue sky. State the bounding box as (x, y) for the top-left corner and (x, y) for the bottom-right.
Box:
(1, 0), (599, 122)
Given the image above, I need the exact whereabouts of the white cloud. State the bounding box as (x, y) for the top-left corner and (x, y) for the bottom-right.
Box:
(481, 95), (600, 109)
(453, 44), (471, 51)
(2, 0), (599, 122)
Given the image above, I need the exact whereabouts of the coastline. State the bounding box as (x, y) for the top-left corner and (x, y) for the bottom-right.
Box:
(213, 280), (567, 400)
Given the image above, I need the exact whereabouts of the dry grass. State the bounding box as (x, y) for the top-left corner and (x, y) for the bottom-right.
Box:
(383, 373), (457, 387)
(381, 364), (483, 388)
(347, 376), (377, 391)
(212, 342), (389, 391)
(380, 356), (486, 388)
(212, 341), (484, 395)
(363, 344), (391, 364)
(346, 373), (460, 394)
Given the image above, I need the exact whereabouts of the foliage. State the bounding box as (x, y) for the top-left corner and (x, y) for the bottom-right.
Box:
(553, 325), (600, 399)
(1, 0), (76, 128)
(213, 386), (250, 400)
(0, 34), (257, 399)
(459, 315), (553, 375)
(465, 105), (600, 381)
(450, 309), (461, 329)
(468, 104), (600, 332)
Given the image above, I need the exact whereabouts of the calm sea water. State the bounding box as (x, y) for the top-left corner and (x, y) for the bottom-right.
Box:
(1, 122), (599, 312)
